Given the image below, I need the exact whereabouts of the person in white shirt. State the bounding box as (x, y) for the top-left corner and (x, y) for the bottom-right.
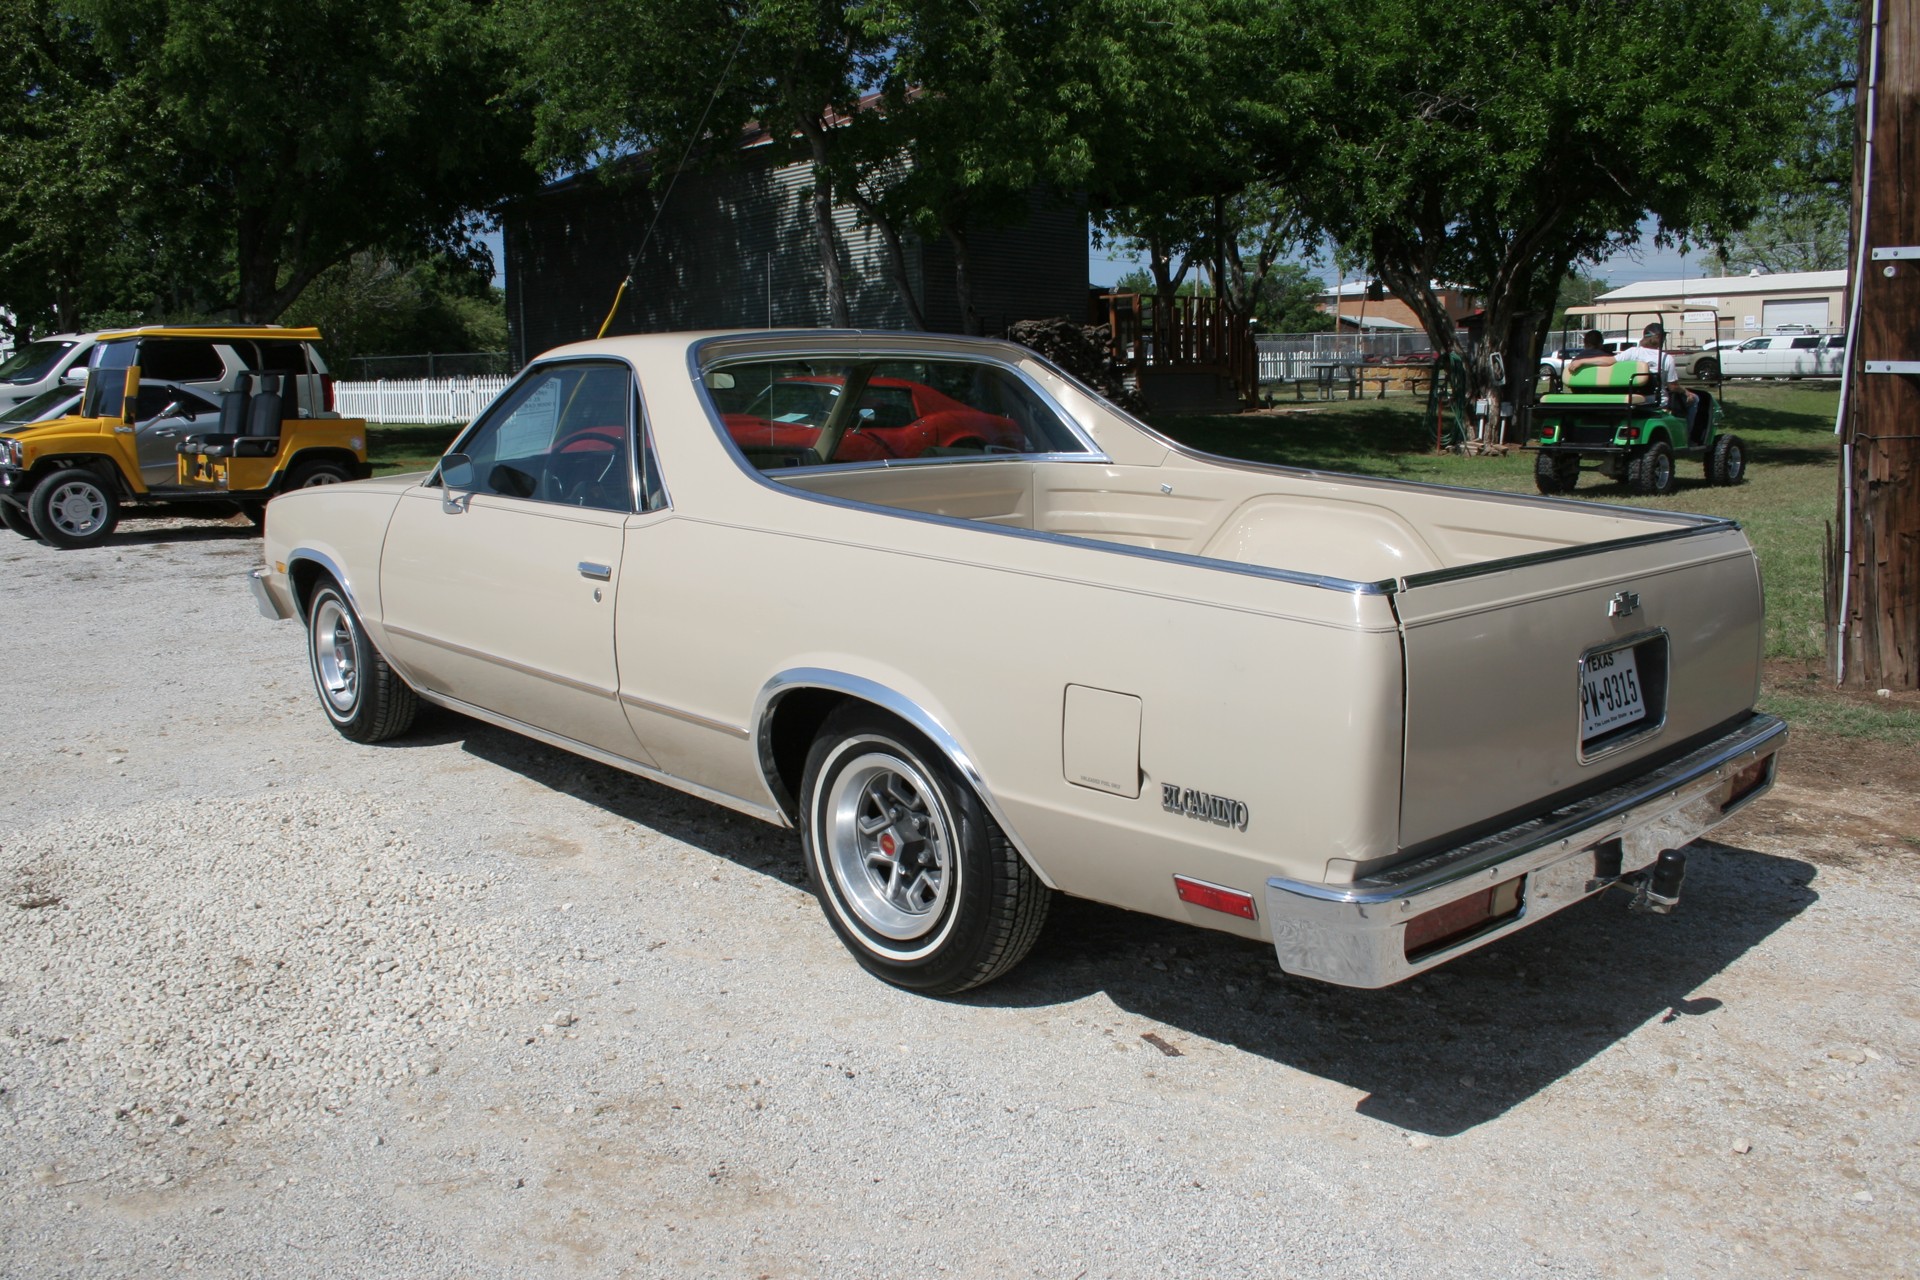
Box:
(1567, 321), (1697, 437)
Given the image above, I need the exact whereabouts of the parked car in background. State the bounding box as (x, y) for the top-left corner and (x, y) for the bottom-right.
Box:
(0, 325), (366, 547)
(253, 329), (1784, 996)
(1538, 335), (1632, 381)
(0, 332), (95, 413)
(0, 382), (84, 430)
(1691, 332), (1845, 379)
(718, 373), (1025, 463)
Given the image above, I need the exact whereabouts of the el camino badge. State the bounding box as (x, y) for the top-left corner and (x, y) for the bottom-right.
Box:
(1162, 783), (1249, 831)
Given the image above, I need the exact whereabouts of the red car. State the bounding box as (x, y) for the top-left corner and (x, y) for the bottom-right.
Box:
(722, 376), (1023, 463)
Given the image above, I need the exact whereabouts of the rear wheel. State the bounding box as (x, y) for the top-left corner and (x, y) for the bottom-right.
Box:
(28, 467), (120, 548)
(1533, 450), (1581, 495)
(1708, 433), (1747, 486)
(305, 580), (418, 743)
(1693, 357), (1720, 380)
(1627, 441), (1676, 496)
(286, 460), (353, 490)
(800, 707), (1050, 994)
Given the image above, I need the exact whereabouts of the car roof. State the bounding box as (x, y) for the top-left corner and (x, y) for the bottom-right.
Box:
(94, 325), (326, 342)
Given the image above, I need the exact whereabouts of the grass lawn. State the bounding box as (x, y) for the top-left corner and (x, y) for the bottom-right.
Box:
(368, 422), (463, 475)
(1148, 381), (1918, 743)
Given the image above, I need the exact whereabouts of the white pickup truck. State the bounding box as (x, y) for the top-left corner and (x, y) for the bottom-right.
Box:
(250, 330), (1786, 994)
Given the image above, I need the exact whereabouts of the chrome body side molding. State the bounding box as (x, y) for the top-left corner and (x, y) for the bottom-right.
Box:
(414, 687), (786, 827)
(751, 667), (1059, 889)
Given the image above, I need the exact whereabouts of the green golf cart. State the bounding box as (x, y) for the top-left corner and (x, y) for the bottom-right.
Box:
(1532, 358), (1746, 496)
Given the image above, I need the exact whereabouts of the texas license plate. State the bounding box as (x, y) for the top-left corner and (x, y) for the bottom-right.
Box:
(1581, 646), (1645, 741)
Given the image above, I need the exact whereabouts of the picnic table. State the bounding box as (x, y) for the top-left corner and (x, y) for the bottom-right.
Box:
(1309, 361), (1358, 401)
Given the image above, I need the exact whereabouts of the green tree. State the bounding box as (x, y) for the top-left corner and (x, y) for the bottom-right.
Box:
(283, 253), (507, 363)
(1550, 272), (1609, 333)
(45, 0), (536, 323)
(1253, 264), (1334, 333)
(1264, 0), (1812, 434)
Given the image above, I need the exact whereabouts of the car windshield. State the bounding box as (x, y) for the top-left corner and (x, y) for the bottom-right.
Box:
(0, 386), (80, 425)
(0, 340), (76, 385)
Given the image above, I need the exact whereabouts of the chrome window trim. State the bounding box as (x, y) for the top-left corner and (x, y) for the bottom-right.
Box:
(751, 667), (1059, 889)
(435, 355), (668, 515)
(687, 332), (1107, 466)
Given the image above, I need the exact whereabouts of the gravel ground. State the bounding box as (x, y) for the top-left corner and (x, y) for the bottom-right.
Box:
(2, 515), (1917, 1279)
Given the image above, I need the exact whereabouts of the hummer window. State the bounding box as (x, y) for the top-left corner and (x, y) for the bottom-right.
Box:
(139, 341), (225, 383)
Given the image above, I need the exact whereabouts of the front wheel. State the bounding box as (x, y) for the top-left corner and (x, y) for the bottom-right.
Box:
(800, 708), (1050, 993)
(1627, 441), (1676, 496)
(306, 580), (418, 742)
(0, 501), (38, 540)
(1708, 433), (1747, 486)
(28, 467), (120, 548)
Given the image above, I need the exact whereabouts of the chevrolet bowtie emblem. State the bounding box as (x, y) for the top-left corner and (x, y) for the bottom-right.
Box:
(1609, 590), (1641, 618)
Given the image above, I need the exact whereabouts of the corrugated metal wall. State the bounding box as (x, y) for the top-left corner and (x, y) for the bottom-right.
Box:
(505, 147), (1086, 364)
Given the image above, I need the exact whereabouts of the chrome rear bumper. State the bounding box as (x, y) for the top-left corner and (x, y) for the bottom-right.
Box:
(1266, 714), (1787, 988)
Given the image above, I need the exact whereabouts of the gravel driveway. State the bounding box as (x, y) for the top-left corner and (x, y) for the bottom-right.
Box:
(2, 515), (1916, 1278)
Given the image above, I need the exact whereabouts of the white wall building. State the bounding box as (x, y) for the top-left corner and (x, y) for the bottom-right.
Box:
(1571, 269), (1846, 350)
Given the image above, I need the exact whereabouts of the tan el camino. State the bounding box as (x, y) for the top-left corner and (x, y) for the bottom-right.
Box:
(248, 330), (1785, 993)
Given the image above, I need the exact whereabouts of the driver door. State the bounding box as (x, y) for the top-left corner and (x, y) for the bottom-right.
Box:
(379, 360), (653, 764)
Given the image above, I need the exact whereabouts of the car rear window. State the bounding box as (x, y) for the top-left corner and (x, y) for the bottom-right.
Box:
(705, 356), (1093, 472)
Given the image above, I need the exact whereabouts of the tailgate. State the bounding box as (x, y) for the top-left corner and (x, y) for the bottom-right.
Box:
(1393, 524), (1763, 850)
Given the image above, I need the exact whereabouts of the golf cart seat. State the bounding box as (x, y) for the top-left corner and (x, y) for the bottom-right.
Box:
(178, 374), (287, 459)
(1538, 361), (1655, 408)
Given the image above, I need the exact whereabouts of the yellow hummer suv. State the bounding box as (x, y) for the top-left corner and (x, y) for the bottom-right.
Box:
(0, 325), (370, 548)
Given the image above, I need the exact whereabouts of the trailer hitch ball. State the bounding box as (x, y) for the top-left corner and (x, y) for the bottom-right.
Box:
(1630, 849), (1687, 915)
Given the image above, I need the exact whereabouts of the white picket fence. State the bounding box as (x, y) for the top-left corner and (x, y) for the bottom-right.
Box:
(333, 376), (512, 425)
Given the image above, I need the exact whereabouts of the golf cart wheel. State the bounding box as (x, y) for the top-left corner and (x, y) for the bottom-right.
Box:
(28, 467), (120, 548)
(1709, 433), (1747, 486)
(1627, 442), (1676, 496)
(1533, 450), (1581, 495)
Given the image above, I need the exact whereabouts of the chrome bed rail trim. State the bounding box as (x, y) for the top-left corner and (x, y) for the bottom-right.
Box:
(1265, 713), (1787, 987)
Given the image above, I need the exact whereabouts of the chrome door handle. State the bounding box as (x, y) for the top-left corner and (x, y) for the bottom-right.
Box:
(578, 562), (612, 581)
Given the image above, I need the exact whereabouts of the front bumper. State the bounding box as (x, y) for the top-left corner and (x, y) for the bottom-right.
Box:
(248, 567), (294, 621)
(1266, 714), (1787, 987)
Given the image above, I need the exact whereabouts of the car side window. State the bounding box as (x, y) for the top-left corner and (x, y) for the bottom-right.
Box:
(1789, 337), (1820, 350)
(705, 356), (1092, 472)
(135, 385), (219, 423)
(452, 362), (636, 512)
(140, 341), (225, 383)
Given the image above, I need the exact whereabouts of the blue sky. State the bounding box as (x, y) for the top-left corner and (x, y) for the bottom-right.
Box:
(1088, 218), (1712, 294)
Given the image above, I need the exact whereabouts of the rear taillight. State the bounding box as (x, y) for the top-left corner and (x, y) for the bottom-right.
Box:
(321, 374), (335, 412)
(1723, 756), (1772, 811)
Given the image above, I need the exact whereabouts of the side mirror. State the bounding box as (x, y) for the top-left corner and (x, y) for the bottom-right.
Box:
(159, 400), (193, 422)
(851, 406), (876, 431)
(61, 369), (89, 388)
(440, 452), (473, 513)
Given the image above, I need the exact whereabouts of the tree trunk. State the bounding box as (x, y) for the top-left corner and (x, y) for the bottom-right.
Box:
(945, 222), (980, 335)
(1830, 0), (1920, 688)
(846, 183), (925, 330)
(796, 114), (849, 328)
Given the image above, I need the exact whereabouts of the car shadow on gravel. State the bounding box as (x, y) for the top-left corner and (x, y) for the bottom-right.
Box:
(967, 842), (1818, 1137)
(399, 714), (1819, 1138)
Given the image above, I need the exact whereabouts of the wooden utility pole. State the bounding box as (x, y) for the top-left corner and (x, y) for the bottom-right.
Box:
(1831, 0), (1920, 688)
